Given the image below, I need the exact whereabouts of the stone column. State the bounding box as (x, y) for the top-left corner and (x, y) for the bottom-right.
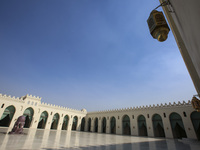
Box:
(57, 116), (63, 130)
(116, 115), (122, 135)
(76, 117), (82, 131)
(91, 118), (95, 132)
(67, 116), (73, 131)
(182, 114), (197, 139)
(84, 118), (88, 132)
(162, 113), (173, 138)
(146, 114), (154, 137)
(0, 103), (5, 119)
(45, 112), (54, 130)
(30, 108), (41, 129)
(106, 117), (110, 134)
(131, 116), (138, 136)
(98, 118), (101, 133)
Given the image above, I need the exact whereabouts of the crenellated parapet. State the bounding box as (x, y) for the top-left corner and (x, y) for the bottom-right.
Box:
(88, 100), (192, 114)
(0, 92), (191, 115)
(0, 93), (24, 103)
(40, 102), (87, 114)
(22, 94), (41, 102)
(0, 93), (87, 114)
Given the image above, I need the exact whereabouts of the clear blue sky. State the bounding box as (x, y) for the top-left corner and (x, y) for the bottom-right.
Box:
(0, 0), (196, 111)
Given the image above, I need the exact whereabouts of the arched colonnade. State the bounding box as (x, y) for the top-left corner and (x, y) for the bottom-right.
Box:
(82, 111), (200, 140)
(0, 104), (84, 131)
(0, 103), (199, 140)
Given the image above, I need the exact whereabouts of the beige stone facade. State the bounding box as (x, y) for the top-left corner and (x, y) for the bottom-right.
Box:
(0, 93), (199, 140)
(0, 94), (87, 131)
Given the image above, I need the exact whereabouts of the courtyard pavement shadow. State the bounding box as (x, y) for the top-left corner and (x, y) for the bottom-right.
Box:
(0, 128), (199, 150)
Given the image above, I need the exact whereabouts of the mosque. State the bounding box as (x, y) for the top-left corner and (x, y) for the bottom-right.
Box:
(0, 1), (200, 149)
(0, 93), (199, 141)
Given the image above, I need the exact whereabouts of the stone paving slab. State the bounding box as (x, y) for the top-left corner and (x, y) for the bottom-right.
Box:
(0, 128), (199, 150)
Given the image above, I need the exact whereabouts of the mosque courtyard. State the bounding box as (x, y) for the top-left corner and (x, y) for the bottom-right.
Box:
(0, 127), (199, 150)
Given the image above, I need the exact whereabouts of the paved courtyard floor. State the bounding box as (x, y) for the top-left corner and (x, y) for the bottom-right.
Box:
(0, 127), (199, 150)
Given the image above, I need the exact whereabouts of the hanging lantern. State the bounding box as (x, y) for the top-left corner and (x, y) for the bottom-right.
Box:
(191, 96), (200, 112)
(147, 10), (170, 42)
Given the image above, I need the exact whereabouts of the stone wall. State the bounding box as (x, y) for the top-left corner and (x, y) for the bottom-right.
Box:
(0, 94), (87, 131)
(0, 93), (199, 140)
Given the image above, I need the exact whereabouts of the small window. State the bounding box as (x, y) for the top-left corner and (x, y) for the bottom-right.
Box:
(35, 102), (37, 106)
(132, 115), (134, 119)
(51, 112), (53, 115)
(118, 116), (120, 119)
(62, 114), (63, 117)
(28, 101), (30, 104)
(31, 102), (34, 105)
(1, 104), (4, 108)
(163, 113), (166, 118)
(147, 114), (149, 118)
(183, 112), (187, 117)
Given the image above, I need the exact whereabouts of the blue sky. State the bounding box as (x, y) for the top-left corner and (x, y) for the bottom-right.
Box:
(0, 0), (196, 111)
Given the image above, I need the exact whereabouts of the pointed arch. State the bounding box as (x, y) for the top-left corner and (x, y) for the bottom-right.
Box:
(152, 114), (165, 137)
(62, 115), (69, 130)
(122, 115), (131, 135)
(94, 117), (98, 132)
(170, 112), (187, 139)
(138, 115), (147, 136)
(23, 107), (34, 128)
(110, 116), (116, 134)
(0, 105), (16, 127)
(72, 116), (78, 130)
(88, 118), (91, 132)
(51, 113), (60, 130)
(190, 111), (200, 140)
(37, 111), (48, 129)
(102, 117), (106, 133)
(81, 117), (85, 131)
